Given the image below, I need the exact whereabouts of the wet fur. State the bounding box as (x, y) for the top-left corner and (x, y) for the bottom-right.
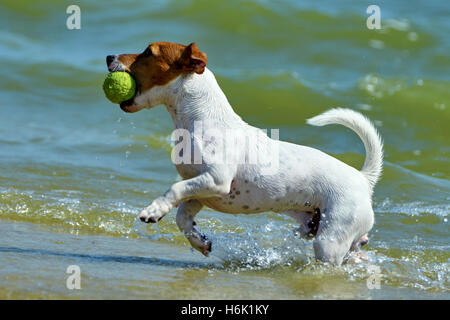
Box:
(106, 42), (383, 264)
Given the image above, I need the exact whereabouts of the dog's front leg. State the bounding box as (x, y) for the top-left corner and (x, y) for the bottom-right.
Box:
(175, 199), (211, 256)
(138, 171), (231, 223)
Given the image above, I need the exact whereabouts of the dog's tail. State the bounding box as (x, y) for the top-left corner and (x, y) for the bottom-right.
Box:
(307, 108), (383, 189)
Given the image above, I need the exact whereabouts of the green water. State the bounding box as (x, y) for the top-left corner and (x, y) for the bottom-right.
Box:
(0, 0), (448, 299)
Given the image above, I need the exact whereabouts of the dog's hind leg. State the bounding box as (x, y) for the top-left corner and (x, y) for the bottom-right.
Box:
(176, 199), (212, 257)
(286, 205), (363, 265)
(313, 236), (353, 265)
(312, 204), (363, 265)
(283, 210), (317, 238)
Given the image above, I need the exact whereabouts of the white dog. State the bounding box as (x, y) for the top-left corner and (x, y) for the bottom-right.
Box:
(106, 42), (383, 265)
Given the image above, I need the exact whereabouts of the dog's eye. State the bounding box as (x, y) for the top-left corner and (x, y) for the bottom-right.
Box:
(141, 48), (152, 57)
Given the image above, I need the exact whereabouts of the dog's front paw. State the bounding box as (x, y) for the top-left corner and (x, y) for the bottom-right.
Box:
(187, 230), (212, 257)
(138, 197), (172, 223)
(201, 240), (212, 257)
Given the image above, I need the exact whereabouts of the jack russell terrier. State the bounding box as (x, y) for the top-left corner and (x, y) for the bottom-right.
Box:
(106, 41), (383, 265)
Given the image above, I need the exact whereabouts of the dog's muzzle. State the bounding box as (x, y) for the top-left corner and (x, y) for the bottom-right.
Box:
(105, 54), (139, 112)
(106, 54), (125, 72)
(120, 99), (137, 113)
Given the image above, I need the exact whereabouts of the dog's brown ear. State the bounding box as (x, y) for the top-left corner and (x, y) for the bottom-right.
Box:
(182, 42), (207, 74)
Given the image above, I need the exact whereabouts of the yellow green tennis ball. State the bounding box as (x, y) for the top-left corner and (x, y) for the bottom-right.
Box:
(103, 72), (136, 104)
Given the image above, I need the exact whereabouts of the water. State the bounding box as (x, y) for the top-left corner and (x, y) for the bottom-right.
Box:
(0, 0), (448, 299)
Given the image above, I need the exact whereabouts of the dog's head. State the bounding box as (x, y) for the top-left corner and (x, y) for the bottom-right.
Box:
(106, 41), (207, 113)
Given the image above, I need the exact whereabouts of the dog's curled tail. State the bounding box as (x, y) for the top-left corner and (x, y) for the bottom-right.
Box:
(307, 108), (383, 189)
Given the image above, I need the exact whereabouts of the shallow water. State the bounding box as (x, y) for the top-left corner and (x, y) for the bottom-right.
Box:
(0, 0), (449, 299)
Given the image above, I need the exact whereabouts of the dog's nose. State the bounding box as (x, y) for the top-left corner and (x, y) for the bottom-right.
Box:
(106, 55), (116, 66)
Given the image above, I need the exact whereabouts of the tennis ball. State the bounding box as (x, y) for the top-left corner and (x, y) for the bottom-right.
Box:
(103, 72), (136, 104)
